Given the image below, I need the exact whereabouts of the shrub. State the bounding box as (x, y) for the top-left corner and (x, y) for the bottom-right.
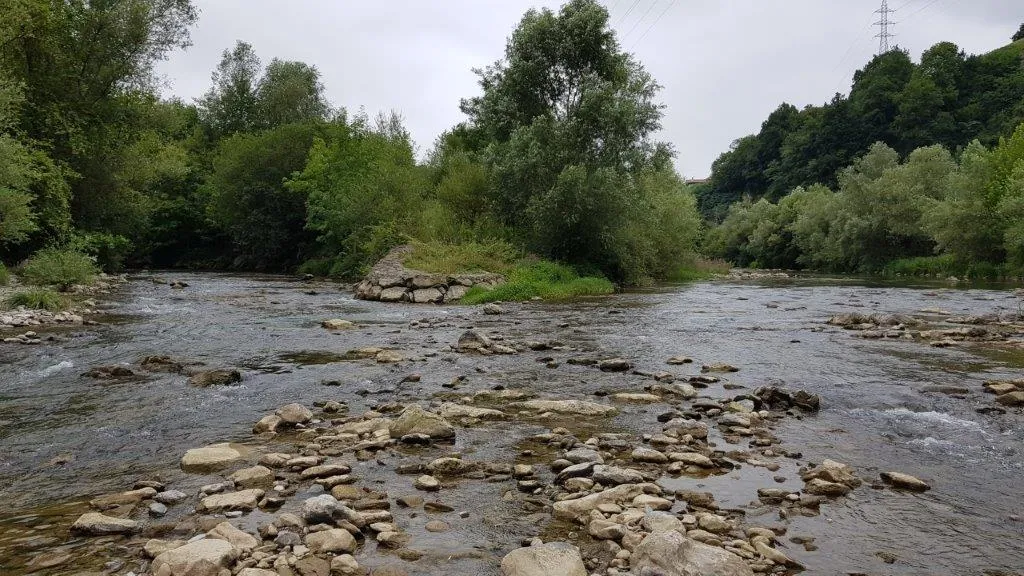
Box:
(68, 232), (133, 272)
(460, 260), (614, 303)
(5, 289), (66, 311)
(20, 248), (97, 290)
(0, 262), (8, 285)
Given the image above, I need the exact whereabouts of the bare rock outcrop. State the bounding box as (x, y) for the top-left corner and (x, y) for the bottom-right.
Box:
(354, 245), (503, 304)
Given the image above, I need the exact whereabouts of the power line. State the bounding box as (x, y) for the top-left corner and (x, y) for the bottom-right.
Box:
(622, 0), (660, 43)
(616, 0), (643, 26)
(874, 0), (896, 54)
(629, 0), (675, 50)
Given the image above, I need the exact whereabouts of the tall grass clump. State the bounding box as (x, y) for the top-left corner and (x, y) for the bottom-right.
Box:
(461, 260), (614, 304)
(19, 248), (97, 291)
(0, 262), (9, 286)
(5, 289), (67, 311)
(403, 239), (521, 275)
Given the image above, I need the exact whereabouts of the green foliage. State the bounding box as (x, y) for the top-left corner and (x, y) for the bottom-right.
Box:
(702, 38), (1024, 219)
(19, 248), (97, 290)
(403, 240), (520, 275)
(68, 232), (133, 272)
(0, 262), (8, 285)
(1014, 25), (1024, 43)
(5, 289), (66, 311)
(290, 112), (428, 278)
(460, 261), (614, 303)
(456, 0), (695, 283)
(207, 122), (324, 270)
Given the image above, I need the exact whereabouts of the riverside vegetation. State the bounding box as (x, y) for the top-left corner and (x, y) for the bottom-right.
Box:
(701, 35), (1024, 278)
(0, 0), (702, 302)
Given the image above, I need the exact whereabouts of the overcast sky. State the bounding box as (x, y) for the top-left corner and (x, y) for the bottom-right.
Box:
(155, 0), (1021, 177)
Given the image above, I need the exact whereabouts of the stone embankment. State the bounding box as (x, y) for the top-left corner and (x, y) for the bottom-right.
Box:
(353, 246), (503, 304)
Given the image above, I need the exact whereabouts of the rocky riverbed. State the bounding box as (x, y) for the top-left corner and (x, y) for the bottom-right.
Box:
(0, 272), (1021, 576)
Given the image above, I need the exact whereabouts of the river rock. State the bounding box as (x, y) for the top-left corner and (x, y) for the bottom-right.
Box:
(144, 539), (186, 558)
(330, 555), (361, 576)
(252, 414), (282, 434)
(414, 475), (441, 491)
(880, 471), (931, 491)
(389, 405), (455, 439)
(379, 287), (407, 302)
(483, 303), (503, 315)
(276, 403), (313, 424)
(238, 570), (279, 576)
(593, 465), (645, 485)
(631, 447), (668, 463)
(500, 541), (587, 576)
(801, 459), (861, 488)
(229, 465), (275, 489)
(803, 478), (851, 497)
(631, 529), (754, 576)
(180, 443), (243, 472)
(151, 538), (238, 576)
(438, 402), (506, 420)
(197, 489), (264, 513)
(188, 369), (241, 387)
(306, 528), (356, 553)
(321, 319), (355, 330)
(995, 391), (1024, 406)
(552, 484), (643, 520)
(376, 349), (404, 363)
(669, 451), (714, 468)
(71, 512), (138, 535)
(519, 399), (617, 417)
(457, 330), (492, 352)
(207, 521), (259, 551)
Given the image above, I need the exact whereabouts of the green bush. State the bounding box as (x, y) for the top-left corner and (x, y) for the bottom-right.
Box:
(68, 231), (133, 272)
(0, 262), (8, 285)
(20, 248), (97, 290)
(461, 260), (614, 303)
(5, 289), (66, 311)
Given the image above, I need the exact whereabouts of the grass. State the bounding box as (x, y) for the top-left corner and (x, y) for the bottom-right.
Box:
(0, 262), (8, 286)
(460, 260), (614, 303)
(667, 258), (732, 282)
(5, 289), (67, 311)
(19, 248), (97, 291)
(403, 239), (521, 275)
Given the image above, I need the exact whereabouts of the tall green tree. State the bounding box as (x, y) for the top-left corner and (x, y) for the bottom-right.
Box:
(198, 41), (261, 139)
(459, 0), (687, 281)
(256, 59), (331, 128)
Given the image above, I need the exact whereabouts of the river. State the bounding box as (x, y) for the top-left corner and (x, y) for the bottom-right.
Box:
(0, 272), (1021, 575)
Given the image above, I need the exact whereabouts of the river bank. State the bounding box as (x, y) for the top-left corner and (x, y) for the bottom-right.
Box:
(0, 272), (1021, 575)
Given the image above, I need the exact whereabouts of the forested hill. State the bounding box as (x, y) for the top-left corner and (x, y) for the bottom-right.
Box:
(697, 38), (1024, 220)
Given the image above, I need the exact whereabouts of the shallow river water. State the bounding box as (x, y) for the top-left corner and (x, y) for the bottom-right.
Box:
(1, 272), (1022, 575)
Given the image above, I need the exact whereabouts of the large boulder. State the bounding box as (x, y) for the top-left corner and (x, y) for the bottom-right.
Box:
(151, 538), (238, 576)
(180, 443), (243, 473)
(500, 541), (587, 576)
(276, 403), (313, 425)
(388, 405), (455, 439)
(631, 529), (754, 576)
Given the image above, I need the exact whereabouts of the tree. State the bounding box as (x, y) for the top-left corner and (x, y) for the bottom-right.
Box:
(0, 0), (198, 236)
(256, 59), (331, 128)
(206, 122), (324, 270)
(198, 41), (261, 139)
(1013, 24), (1024, 42)
(460, 0), (684, 281)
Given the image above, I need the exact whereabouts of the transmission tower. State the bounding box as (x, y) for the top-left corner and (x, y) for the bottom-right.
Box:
(874, 0), (896, 54)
